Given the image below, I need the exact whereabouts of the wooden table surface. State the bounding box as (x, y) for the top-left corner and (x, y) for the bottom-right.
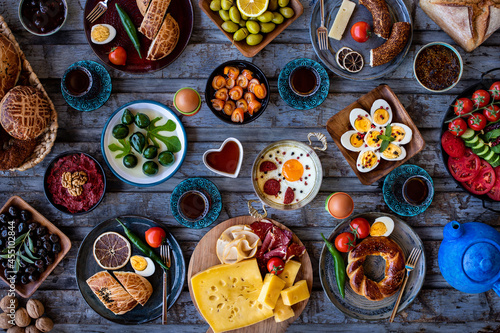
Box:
(1, 0), (500, 332)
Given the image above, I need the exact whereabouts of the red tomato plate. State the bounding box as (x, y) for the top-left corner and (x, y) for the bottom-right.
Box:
(462, 159), (496, 195)
(447, 148), (480, 182)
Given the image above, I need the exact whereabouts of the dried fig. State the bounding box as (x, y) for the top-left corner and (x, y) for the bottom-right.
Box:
(0, 295), (18, 312)
(26, 300), (44, 319)
(0, 312), (13, 329)
(35, 317), (53, 333)
(14, 308), (31, 327)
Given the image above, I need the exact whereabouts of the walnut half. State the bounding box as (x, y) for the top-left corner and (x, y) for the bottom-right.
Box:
(61, 171), (88, 197)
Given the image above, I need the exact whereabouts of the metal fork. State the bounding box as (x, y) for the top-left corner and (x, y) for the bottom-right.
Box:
(389, 247), (422, 322)
(86, 0), (110, 23)
(160, 244), (172, 325)
(316, 0), (329, 50)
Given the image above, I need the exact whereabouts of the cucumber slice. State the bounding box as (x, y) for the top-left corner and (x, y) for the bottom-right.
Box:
(484, 150), (496, 162)
(464, 135), (479, 147)
(488, 154), (500, 165)
(472, 139), (485, 150)
(477, 146), (490, 158)
(461, 128), (475, 140)
(491, 159), (500, 168)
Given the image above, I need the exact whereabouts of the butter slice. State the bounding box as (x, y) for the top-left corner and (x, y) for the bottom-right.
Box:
(328, 0), (356, 40)
(281, 280), (310, 306)
(191, 259), (273, 333)
(278, 260), (301, 288)
(274, 297), (295, 322)
(258, 274), (286, 309)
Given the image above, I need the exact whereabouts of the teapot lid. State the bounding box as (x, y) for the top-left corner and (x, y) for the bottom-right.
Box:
(463, 242), (500, 282)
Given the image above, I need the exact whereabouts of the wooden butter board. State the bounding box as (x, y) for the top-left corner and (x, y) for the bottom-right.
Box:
(326, 84), (426, 185)
(187, 216), (313, 333)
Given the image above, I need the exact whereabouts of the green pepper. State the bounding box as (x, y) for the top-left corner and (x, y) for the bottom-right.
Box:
(121, 109), (134, 125)
(116, 219), (169, 270)
(130, 132), (146, 154)
(115, 4), (142, 58)
(321, 233), (346, 298)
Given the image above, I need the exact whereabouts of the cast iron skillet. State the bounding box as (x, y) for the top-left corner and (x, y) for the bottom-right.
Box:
(440, 68), (500, 212)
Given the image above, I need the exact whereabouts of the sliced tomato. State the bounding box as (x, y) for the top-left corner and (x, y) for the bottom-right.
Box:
(441, 130), (465, 158)
(448, 148), (480, 182)
(463, 159), (496, 195)
(487, 166), (500, 201)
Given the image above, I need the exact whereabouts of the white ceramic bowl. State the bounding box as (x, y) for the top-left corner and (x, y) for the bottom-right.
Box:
(202, 138), (243, 178)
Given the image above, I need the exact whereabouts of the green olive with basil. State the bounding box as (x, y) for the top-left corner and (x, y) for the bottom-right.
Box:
(222, 21), (239, 33)
(158, 151), (175, 167)
(233, 28), (249, 41)
(260, 22), (276, 33)
(219, 9), (230, 21)
(268, 0), (278, 11)
(278, 0), (289, 7)
(272, 12), (284, 24)
(246, 20), (260, 34)
(112, 124), (129, 140)
(221, 0), (233, 10)
(130, 132), (146, 154)
(142, 161), (159, 176)
(143, 145), (158, 159)
(229, 6), (240, 23)
(121, 109), (134, 125)
(279, 7), (294, 18)
(122, 154), (138, 169)
(257, 11), (273, 22)
(134, 113), (150, 129)
(246, 33), (263, 45)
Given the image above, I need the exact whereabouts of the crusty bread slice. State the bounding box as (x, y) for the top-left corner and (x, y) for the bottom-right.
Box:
(87, 271), (138, 315)
(146, 14), (179, 61)
(139, 0), (171, 40)
(137, 0), (152, 16)
(114, 271), (153, 306)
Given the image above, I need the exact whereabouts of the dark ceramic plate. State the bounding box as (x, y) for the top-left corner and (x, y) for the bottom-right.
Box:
(76, 216), (185, 325)
(43, 151), (106, 216)
(319, 212), (425, 320)
(83, 0), (193, 74)
(205, 60), (270, 125)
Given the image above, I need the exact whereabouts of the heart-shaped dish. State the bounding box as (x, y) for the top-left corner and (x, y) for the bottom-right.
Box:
(203, 138), (243, 178)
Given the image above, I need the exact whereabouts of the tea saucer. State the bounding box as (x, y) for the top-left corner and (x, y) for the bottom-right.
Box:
(170, 177), (222, 229)
(277, 58), (330, 110)
(61, 60), (112, 112)
(383, 164), (434, 216)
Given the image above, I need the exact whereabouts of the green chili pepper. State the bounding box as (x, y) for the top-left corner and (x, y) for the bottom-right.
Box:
(321, 233), (346, 298)
(115, 4), (142, 59)
(116, 219), (169, 270)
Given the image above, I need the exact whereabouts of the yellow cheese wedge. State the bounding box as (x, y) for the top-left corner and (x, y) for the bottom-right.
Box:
(281, 280), (310, 306)
(257, 273), (286, 310)
(328, 0), (356, 40)
(191, 259), (273, 333)
(278, 260), (301, 288)
(274, 297), (295, 322)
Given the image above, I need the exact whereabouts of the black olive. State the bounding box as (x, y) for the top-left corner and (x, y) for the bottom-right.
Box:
(0, 226), (6, 233)
(19, 260), (27, 268)
(20, 275), (30, 285)
(1, 261), (7, 268)
(40, 234), (50, 242)
(36, 265), (45, 274)
(43, 241), (51, 251)
(37, 248), (47, 257)
(34, 259), (44, 268)
(3, 268), (9, 278)
(1, 229), (8, 239)
(28, 222), (39, 231)
(45, 255), (54, 266)
(36, 226), (47, 236)
(20, 210), (31, 222)
(0, 213), (10, 224)
(29, 272), (40, 282)
(31, 247), (38, 254)
(8, 206), (18, 218)
(49, 234), (59, 243)
(12, 218), (20, 227)
(17, 223), (27, 234)
(35, 239), (43, 248)
(52, 243), (61, 254)
(25, 266), (36, 274)
(0, 239), (4, 248)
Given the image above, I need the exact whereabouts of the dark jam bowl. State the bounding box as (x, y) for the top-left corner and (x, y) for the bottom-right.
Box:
(18, 0), (68, 36)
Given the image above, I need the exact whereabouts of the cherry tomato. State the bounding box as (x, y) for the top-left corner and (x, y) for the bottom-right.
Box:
(484, 105), (500, 122)
(145, 227), (166, 248)
(489, 81), (500, 101)
(453, 98), (473, 116)
(335, 232), (356, 253)
(472, 89), (491, 108)
(349, 217), (370, 239)
(448, 118), (467, 136)
(467, 113), (487, 131)
(350, 22), (371, 43)
(109, 46), (127, 66)
(267, 257), (285, 275)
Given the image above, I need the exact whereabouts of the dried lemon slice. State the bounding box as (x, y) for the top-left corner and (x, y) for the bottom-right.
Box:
(93, 232), (131, 270)
(237, 0), (269, 17)
(343, 51), (364, 73)
(336, 47), (352, 70)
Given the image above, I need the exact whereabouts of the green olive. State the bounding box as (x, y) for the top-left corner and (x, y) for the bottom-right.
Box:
(112, 124), (129, 140)
(238, 19), (247, 27)
(247, 16), (258, 21)
(143, 145), (158, 159)
(134, 113), (150, 129)
(121, 109), (134, 125)
(246, 33), (263, 45)
(260, 22), (276, 33)
(246, 20), (260, 34)
(272, 12), (284, 24)
(221, 0), (233, 10)
(222, 21), (239, 33)
(278, 0), (289, 7)
(142, 161), (159, 176)
(233, 28), (249, 41)
(210, 0), (222, 11)
(229, 6), (241, 24)
(158, 151), (175, 167)
(219, 9), (230, 21)
(122, 154), (137, 169)
(279, 7), (294, 18)
(268, 0), (278, 11)
(240, 12), (249, 20)
(257, 11), (273, 22)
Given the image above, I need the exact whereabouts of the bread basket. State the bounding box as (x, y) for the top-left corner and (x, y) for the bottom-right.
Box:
(0, 15), (58, 171)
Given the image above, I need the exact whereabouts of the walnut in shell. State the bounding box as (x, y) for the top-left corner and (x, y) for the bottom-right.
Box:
(26, 300), (44, 319)
(26, 325), (41, 333)
(35, 317), (53, 333)
(7, 326), (25, 333)
(0, 295), (18, 312)
(0, 312), (13, 329)
(14, 307), (31, 327)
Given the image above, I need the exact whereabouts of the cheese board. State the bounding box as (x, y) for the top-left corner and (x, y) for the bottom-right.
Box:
(187, 216), (313, 333)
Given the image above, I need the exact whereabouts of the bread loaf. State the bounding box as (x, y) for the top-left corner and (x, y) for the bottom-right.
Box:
(0, 34), (21, 100)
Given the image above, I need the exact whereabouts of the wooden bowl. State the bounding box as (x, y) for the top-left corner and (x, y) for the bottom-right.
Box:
(0, 196), (71, 298)
(326, 84), (425, 185)
(199, 0), (304, 58)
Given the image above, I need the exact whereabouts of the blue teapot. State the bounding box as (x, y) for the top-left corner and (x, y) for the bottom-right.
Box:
(439, 221), (500, 295)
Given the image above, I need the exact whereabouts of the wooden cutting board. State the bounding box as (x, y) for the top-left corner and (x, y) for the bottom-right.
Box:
(187, 216), (313, 333)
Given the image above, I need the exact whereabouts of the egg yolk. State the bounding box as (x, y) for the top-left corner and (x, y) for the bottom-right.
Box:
(282, 159), (304, 182)
(391, 126), (405, 142)
(131, 256), (147, 271)
(91, 25), (110, 42)
(350, 133), (364, 148)
(370, 222), (387, 236)
(354, 116), (371, 132)
(373, 108), (389, 125)
(361, 151), (377, 168)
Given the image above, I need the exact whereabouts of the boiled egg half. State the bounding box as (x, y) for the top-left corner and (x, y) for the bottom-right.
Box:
(91, 24), (116, 44)
(130, 255), (155, 277)
(381, 143), (406, 161)
(370, 99), (393, 127)
(370, 216), (395, 237)
(356, 147), (380, 173)
(340, 130), (365, 152)
(349, 108), (373, 133)
(389, 123), (413, 145)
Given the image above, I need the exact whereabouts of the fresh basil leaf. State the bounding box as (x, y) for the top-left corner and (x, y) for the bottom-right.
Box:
(492, 145), (500, 154)
(380, 140), (389, 152)
(23, 242), (39, 260)
(486, 129), (500, 141)
(385, 124), (392, 136)
(377, 134), (395, 142)
(18, 254), (34, 264)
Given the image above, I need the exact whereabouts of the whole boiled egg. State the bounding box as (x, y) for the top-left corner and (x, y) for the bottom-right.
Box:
(174, 88), (201, 114)
(380, 143), (406, 161)
(130, 255), (155, 277)
(370, 216), (395, 237)
(370, 99), (393, 127)
(340, 130), (365, 152)
(389, 123), (413, 145)
(349, 108), (373, 133)
(356, 147), (380, 173)
(90, 24), (116, 44)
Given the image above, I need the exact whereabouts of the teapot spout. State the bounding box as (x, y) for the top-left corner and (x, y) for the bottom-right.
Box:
(444, 221), (464, 240)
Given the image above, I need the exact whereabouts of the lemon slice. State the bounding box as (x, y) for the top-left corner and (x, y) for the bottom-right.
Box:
(237, 0), (269, 18)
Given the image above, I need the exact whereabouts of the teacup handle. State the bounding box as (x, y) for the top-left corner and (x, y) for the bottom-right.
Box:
(247, 200), (268, 220)
(307, 132), (328, 151)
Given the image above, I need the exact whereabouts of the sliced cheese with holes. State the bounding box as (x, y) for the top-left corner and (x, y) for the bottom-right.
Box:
(274, 297), (295, 322)
(328, 0), (356, 40)
(191, 259), (273, 333)
(278, 260), (301, 288)
(257, 273), (286, 309)
(281, 280), (310, 306)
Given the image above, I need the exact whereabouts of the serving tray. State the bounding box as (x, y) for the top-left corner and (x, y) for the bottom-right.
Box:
(187, 216), (313, 333)
(326, 84), (425, 185)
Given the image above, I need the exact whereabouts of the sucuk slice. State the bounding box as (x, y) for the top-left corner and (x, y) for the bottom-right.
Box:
(462, 159), (496, 195)
(343, 51), (364, 73)
(283, 187), (295, 204)
(260, 161), (277, 172)
(336, 47), (353, 70)
(263, 179), (280, 196)
(93, 232), (132, 270)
